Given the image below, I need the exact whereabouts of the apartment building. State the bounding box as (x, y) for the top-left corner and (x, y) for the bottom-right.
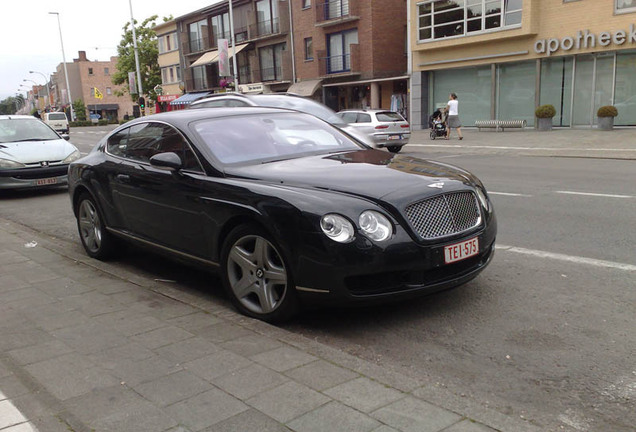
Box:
(170, 0), (408, 115)
(155, 20), (182, 112)
(409, 0), (636, 129)
(55, 51), (134, 121)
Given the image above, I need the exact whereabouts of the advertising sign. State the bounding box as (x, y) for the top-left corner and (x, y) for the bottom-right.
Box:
(218, 39), (230, 77)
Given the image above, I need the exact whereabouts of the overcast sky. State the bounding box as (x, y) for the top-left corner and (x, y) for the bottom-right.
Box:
(2, 0), (222, 101)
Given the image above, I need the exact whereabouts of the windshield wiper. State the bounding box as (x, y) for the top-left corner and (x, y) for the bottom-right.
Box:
(11, 138), (55, 142)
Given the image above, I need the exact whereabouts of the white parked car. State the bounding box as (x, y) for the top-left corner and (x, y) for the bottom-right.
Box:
(43, 112), (70, 134)
(337, 109), (410, 153)
(0, 115), (80, 189)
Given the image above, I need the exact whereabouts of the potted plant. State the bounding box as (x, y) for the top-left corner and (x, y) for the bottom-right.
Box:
(535, 104), (556, 131)
(597, 105), (618, 131)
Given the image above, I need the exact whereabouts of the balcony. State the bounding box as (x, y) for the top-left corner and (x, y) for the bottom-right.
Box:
(183, 35), (212, 56)
(317, 44), (360, 77)
(315, 0), (359, 27)
(248, 17), (290, 41)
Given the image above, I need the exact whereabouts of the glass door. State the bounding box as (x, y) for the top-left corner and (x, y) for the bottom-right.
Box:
(572, 53), (615, 126)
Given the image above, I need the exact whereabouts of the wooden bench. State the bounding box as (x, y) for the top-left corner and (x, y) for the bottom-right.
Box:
(475, 120), (527, 131)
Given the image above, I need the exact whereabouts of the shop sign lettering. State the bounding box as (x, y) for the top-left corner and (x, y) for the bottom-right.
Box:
(534, 24), (636, 56)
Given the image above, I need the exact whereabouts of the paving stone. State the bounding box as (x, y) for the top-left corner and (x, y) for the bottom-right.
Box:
(250, 346), (317, 372)
(51, 321), (128, 354)
(371, 396), (462, 432)
(246, 381), (330, 423)
(167, 311), (223, 330)
(164, 388), (249, 431)
(8, 340), (73, 366)
(2, 287), (55, 310)
(208, 408), (292, 432)
(287, 401), (380, 432)
(4, 421), (38, 431)
(126, 295), (197, 320)
(220, 334), (285, 357)
(184, 349), (254, 381)
(324, 377), (405, 413)
(154, 336), (220, 364)
(285, 360), (360, 391)
(212, 363), (289, 400)
(133, 370), (213, 407)
(24, 305), (90, 332)
(89, 342), (156, 368)
(443, 419), (498, 432)
(35, 276), (94, 298)
(194, 321), (253, 343)
(24, 353), (120, 401)
(93, 309), (166, 337)
(0, 399), (27, 429)
(132, 326), (195, 350)
(106, 356), (183, 387)
(371, 426), (400, 432)
(64, 290), (128, 317)
(1, 327), (51, 353)
(0, 274), (31, 292)
(3, 261), (60, 284)
(0, 250), (31, 265)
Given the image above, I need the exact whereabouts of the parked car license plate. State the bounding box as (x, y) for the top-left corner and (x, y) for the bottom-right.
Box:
(444, 237), (479, 264)
(36, 178), (58, 186)
(388, 135), (402, 140)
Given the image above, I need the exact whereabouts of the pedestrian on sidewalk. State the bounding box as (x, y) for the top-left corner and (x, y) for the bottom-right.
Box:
(445, 93), (463, 140)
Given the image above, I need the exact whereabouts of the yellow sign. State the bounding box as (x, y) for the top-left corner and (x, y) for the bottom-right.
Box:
(94, 87), (103, 99)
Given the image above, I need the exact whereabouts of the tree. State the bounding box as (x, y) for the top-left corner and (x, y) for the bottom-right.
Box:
(72, 99), (87, 121)
(0, 96), (25, 115)
(112, 15), (167, 104)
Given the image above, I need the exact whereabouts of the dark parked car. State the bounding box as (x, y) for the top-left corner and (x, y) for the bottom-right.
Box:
(68, 108), (496, 322)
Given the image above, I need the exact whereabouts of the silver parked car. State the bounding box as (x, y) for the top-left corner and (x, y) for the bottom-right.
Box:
(189, 93), (375, 147)
(0, 115), (81, 189)
(337, 109), (411, 153)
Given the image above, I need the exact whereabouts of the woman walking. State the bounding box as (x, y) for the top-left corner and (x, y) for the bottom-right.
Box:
(445, 93), (463, 140)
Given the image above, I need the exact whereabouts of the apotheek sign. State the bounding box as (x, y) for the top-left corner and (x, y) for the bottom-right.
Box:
(534, 24), (636, 56)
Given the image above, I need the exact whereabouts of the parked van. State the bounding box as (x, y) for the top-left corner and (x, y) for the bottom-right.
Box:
(43, 112), (70, 134)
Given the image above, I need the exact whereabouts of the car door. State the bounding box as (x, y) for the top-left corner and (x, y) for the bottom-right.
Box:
(108, 122), (210, 258)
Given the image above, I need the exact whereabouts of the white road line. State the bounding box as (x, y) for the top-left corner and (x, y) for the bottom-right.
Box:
(489, 191), (533, 197)
(555, 190), (634, 199)
(409, 144), (636, 152)
(496, 244), (636, 272)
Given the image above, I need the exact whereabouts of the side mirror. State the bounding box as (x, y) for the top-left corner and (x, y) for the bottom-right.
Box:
(149, 152), (183, 172)
(61, 134), (70, 141)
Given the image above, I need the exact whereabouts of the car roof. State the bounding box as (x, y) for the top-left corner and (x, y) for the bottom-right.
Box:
(338, 109), (398, 114)
(191, 92), (310, 105)
(0, 115), (40, 120)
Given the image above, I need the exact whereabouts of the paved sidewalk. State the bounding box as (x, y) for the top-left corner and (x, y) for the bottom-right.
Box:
(0, 218), (541, 432)
(407, 127), (636, 159)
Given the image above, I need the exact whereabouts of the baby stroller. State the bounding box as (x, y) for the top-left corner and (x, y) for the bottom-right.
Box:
(429, 109), (447, 140)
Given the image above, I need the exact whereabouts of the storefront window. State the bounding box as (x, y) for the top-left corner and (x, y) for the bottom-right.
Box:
(615, 0), (636, 14)
(497, 61), (536, 126)
(417, 0), (522, 41)
(540, 57), (573, 127)
(431, 66), (492, 126)
(614, 51), (636, 126)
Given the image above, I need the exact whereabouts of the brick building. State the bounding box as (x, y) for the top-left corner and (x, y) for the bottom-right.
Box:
(54, 51), (134, 121)
(409, 0), (636, 129)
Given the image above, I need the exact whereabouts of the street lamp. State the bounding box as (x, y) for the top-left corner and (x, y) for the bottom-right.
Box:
(49, 12), (75, 121)
(29, 70), (51, 110)
(128, 0), (144, 115)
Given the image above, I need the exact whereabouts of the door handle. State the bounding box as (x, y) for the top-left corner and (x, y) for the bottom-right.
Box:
(115, 174), (131, 183)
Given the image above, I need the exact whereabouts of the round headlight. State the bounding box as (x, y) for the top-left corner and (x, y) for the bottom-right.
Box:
(475, 187), (489, 212)
(320, 214), (355, 243)
(359, 210), (392, 242)
(0, 158), (25, 169)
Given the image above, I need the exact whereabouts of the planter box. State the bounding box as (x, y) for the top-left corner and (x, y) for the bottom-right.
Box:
(598, 116), (614, 131)
(537, 117), (553, 131)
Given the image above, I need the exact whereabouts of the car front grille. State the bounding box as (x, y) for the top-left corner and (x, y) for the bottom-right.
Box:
(405, 191), (481, 240)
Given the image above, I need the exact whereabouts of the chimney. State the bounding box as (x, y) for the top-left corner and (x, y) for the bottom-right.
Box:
(75, 51), (88, 62)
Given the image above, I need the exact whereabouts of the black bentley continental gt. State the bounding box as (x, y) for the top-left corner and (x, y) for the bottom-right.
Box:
(68, 107), (496, 322)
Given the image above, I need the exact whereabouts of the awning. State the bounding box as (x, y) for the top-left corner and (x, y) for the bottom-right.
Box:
(170, 92), (211, 106)
(287, 79), (322, 97)
(190, 43), (249, 68)
(90, 103), (119, 110)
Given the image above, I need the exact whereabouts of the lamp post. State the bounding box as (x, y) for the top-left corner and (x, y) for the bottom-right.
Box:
(29, 70), (51, 111)
(128, 0), (144, 115)
(49, 12), (75, 121)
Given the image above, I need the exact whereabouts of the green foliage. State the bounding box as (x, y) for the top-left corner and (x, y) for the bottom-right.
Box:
(112, 15), (165, 103)
(597, 105), (618, 117)
(0, 95), (26, 114)
(535, 104), (556, 118)
(73, 99), (87, 121)
(70, 120), (94, 127)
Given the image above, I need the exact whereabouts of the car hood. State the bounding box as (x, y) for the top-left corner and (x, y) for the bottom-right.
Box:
(0, 139), (76, 163)
(224, 149), (476, 201)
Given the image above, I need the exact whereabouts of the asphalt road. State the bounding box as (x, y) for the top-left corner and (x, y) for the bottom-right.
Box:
(1, 127), (634, 431)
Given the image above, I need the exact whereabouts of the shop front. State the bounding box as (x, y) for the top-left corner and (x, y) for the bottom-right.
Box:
(410, 1), (636, 129)
(156, 94), (179, 113)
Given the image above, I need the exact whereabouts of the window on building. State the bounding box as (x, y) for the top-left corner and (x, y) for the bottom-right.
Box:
(616, 0), (636, 13)
(259, 42), (286, 81)
(302, 0), (311, 8)
(104, 67), (109, 76)
(189, 19), (208, 52)
(327, 29), (358, 73)
(256, 0), (280, 35)
(192, 65), (207, 90)
(304, 37), (313, 60)
(327, 0), (349, 19)
(417, 0), (523, 42)
(106, 87), (112, 95)
(212, 13), (231, 46)
(88, 68), (94, 75)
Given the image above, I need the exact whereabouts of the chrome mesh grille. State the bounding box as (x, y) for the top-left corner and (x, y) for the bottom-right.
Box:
(405, 191), (481, 240)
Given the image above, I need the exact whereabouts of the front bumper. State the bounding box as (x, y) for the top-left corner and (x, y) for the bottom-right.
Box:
(292, 214), (496, 304)
(0, 165), (69, 189)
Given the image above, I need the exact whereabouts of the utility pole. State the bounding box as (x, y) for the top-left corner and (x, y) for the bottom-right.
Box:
(49, 12), (75, 121)
(128, 0), (144, 115)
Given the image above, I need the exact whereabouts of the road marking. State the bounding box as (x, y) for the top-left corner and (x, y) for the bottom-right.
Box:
(496, 244), (636, 272)
(555, 190), (634, 199)
(489, 191), (533, 197)
(409, 144), (636, 152)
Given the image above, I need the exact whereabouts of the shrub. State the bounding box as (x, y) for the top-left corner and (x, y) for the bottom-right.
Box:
(597, 105), (618, 117)
(535, 104), (556, 118)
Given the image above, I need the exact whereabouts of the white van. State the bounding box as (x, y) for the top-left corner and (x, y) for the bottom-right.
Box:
(43, 112), (70, 134)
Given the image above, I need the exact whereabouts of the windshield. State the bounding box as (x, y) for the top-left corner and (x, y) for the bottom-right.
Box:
(0, 118), (60, 143)
(47, 113), (67, 121)
(253, 95), (346, 126)
(192, 112), (363, 165)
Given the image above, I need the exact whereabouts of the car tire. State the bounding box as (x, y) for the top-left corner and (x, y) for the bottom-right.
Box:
(221, 224), (298, 322)
(430, 130), (436, 140)
(387, 145), (402, 153)
(76, 193), (117, 260)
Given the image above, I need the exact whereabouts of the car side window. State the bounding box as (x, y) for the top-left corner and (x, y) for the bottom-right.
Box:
(357, 113), (372, 123)
(225, 100), (251, 107)
(340, 112), (357, 123)
(154, 124), (204, 172)
(123, 123), (163, 163)
(197, 100), (227, 108)
(106, 128), (130, 157)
